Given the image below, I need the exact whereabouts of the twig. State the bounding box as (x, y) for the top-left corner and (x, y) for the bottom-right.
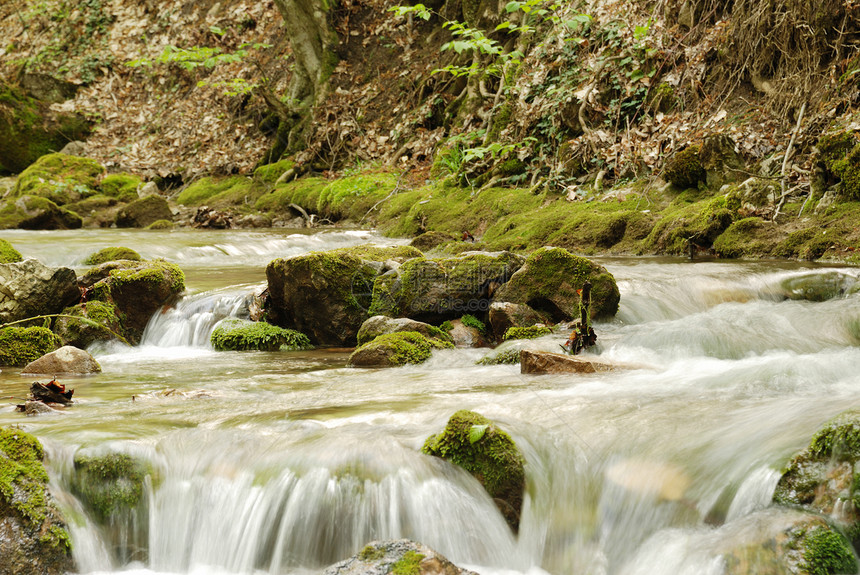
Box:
(773, 101), (806, 222)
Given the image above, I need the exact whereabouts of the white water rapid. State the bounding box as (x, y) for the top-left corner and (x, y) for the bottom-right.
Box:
(2, 229), (860, 575)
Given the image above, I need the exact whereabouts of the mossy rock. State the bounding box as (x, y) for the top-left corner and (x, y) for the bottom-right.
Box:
(0, 81), (90, 173)
(253, 158), (295, 183)
(316, 172), (400, 220)
(356, 315), (453, 347)
(114, 195), (173, 228)
(422, 410), (525, 532)
(0, 195), (83, 230)
(0, 238), (23, 263)
(368, 251), (525, 323)
(146, 219), (174, 230)
(476, 347), (521, 365)
(713, 217), (781, 259)
(0, 326), (60, 366)
(347, 331), (453, 367)
(83, 246), (142, 265)
(491, 247), (619, 321)
(503, 325), (552, 340)
(644, 195), (736, 255)
(325, 540), (474, 575)
(0, 428), (74, 575)
(409, 231), (459, 252)
(175, 175), (257, 206)
(53, 301), (126, 348)
(664, 145), (706, 189)
(210, 318), (311, 351)
(99, 173), (142, 202)
(14, 153), (104, 205)
(86, 260), (185, 343)
(70, 451), (149, 524)
(774, 409), (860, 550)
(266, 245), (423, 346)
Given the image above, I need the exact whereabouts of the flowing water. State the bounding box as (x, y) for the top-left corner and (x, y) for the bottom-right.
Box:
(2, 228), (860, 575)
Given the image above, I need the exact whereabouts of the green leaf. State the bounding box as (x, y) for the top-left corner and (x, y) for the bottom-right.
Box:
(505, 1), (522, 12)
(469, 424), (489, 444)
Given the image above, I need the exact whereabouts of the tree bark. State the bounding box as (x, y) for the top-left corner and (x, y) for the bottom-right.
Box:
(273, 0), (334, 110)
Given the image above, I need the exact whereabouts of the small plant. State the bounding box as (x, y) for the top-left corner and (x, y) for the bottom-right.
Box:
(460, 314), (486, 334)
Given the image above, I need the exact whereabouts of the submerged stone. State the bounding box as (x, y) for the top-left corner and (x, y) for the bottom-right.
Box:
(520, 350), (614, 375)
(422, 410), (525, 532)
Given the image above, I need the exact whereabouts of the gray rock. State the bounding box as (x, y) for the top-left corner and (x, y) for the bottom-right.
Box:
(448, 319), (487, 348)
(137, 181), (160, 198)
(356, 315), (449, 346)
(0, 259), (80, 324)
(58, 141), (87, 157)
(22, 345), (101, 375)
(323, 539), (478, 575)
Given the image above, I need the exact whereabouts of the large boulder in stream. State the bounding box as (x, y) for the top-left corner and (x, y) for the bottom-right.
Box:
(82, 259), (185, 343)
(492, 247), (619, 321)
(53, 300), (126, 348)
(356, 315), (452, 347)
(368, 251), (525, 323)
(0, 427), (75, 575)
(0, 259), (80, 324)
(348, 331), (453, 368)
(266, 245), (423, 346)
(22, 345), (101, 375)
(0, 326), (60, 367)
(773, 409), (860, 549)
(324, 539), (478, 575)
(422, 410), (525, 532)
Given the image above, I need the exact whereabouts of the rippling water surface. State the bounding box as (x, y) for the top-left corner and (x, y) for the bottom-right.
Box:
(2, 229), (859, 575)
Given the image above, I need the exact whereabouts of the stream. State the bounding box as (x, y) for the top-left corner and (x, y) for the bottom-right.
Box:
(2, 228), (860, 575)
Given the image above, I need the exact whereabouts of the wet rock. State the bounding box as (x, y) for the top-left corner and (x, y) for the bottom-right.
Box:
(700, 134), (745, 189)
(369, 251), (525, 323)
(448, 318), (488, 348)
(356, 315), (451, 347)
(780, 271), (859, 302)
(236, 213), (272, 228)
(137, 181), (159, 198)
(0, 259), (79, 324)
(210, 318), (311, 351)
(0, 81), (90, 173)
(53, 301), (125, 348)
(266, 245), (423, 346)
(22, 399), (57, 416)
(324, 539), (478, 575)
(488, 301), (549, 341)
(773, 409), (860, 549)
(84, 259), (185, 343)
(115, 195), (173, 228)
(3, 195), (83, 230)
(14, 153), (104, 205)
(83, 246), (142, 265)
(0, 427), (75, 575)
(492, 247), (619, 321)
(0, 326), (61, 367)
(22, 345), (101, 375)
(520, 350), (614, 375)
(348, 331), (453, 367)
(423, 410), (525, 532)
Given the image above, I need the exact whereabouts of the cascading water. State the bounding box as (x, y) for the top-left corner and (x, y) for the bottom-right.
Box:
(3, 232), (860, 575)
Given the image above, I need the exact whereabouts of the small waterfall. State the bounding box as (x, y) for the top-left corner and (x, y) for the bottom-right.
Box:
(140, 289), (255, 348)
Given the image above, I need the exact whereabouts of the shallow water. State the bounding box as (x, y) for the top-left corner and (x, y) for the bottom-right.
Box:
(2, 230), (860, 575)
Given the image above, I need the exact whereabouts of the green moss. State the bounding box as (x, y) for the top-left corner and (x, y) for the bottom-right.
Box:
(358, 544), (386, 561)
(114, 195), (172, 228)
(255, 177), (329, 213)
(392, 550), (425, 575)
(83, 246), (141, 265)
(830, 145), (860, 201)
(808, 410), (860, 460)
(664, 146), (706, 189)
(422, 410), (525, 526)
(350, 331), (454, 366)
(503, 325), (552, 340)
(800, 527), (856, 575)
(329, 244), (423, 261)
(54, 300), (125, 347)
(712, 217), (771, 259)
(0, 326), (60, 366)
(210, 318), (312, 351)
(477, 347), (521, 365)
(316, 172), (399, 220)
(439, 320), (454, 332)
(106, 260), (185, 294)
(71, 452), (148, 523)
(146, 219), (174, 229)
(176, 175), (258, 206)
(460, 314), (486, 334)
(253, 158), (295, 183)
(0, 237), (23, 262)
(99, 173), (141, 201)
(14, 153), (104, 205)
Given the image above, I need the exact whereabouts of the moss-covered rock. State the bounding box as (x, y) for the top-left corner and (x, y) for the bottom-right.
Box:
(774, 409), (860, 550)
(0, 428), (75, 575)
(423, 410), (525, 532)
(713, 217), (778, 259)
(13, 153), (104, 205)
(664, 145), (706, 189)
(503, 325), (552, 340)
(491, 247), (619, 321)
(85, 259), (185, 343)
(253, 158), (295, 183)
(210, 318), (311, 351)
(0, 326), (61, 366)
(176, 175), (258, 206)
(53, 300), (126, 348)
(99, 173), (142, 202)
(488, 301), (549, 341)
(644, 195), (736, 255)
(70, 451), (149, 523)
(0, 81), (90, 174)
(0, 259), (80, 324)
(409, 231), (459, 252)
(146, 219), (174, 230)
(323, 540), (476, 575)
(266, 245), (423, 346)
(347, 331), (453, 367)
(0, 195), (83, 230)
(356, 315), (452, 346)
(476, 347), (522, 365)
(83, 246), (142, 265)
(114, 195), (173, 228)
(369, 251), (525, 323)
(0, 238), (23, 263)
